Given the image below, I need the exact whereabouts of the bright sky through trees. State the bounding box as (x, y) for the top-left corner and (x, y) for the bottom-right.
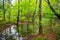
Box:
(11, 0), (15, 4)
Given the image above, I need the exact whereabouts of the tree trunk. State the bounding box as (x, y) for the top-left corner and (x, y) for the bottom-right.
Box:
(32, 0), (37, 34)
(17, 0), (20, 38)
(27, 0), (31, 36)
(38, 0), (43, 35)
(8, 0), (11, 22)
(3, 0), (5, 21)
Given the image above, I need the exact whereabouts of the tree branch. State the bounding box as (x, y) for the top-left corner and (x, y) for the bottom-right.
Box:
(46, 0), (60, 19)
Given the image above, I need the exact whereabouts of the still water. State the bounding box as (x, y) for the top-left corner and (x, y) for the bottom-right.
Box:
(0, 25), (23, 40)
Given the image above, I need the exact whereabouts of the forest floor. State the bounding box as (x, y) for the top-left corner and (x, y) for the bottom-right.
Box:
(26, 28), (59, 40)
(0, 21), (59, 40)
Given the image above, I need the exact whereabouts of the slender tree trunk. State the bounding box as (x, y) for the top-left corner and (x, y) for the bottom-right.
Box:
(32, 0), (38, 34)
(3, 0), (6, 39)
(32, 0), (37, 34)
(38, 0), (43, 35)
(8, 0), (11, 22)
(32, 9), (35, 34)
(27, 0), (31, 36)
(26, 0), (31, 40)
(17, 0), (20, 38)
(3, 0), (5, 21)
(9, 12), (11, 22)
(27, 17), (29, 35)
(7, 0), (11, 36)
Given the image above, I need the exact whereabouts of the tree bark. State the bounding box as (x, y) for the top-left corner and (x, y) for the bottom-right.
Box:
(3, 0), (5, 21)
(38, 0), (43, 35)
(17, 0), (20, 38)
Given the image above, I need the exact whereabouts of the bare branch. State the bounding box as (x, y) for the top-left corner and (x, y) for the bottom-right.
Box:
(46, 0), (60, 19)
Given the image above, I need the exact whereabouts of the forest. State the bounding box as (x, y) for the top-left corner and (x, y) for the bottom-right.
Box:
(0, 0), (60, 40)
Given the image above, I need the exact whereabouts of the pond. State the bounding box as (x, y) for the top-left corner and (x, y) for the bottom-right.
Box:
(0, 25), (23, 40)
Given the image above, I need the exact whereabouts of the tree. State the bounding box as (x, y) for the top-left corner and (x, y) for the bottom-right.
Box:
(27, 0), (31, 36)
(3, 0), (5, 21)
(32, 0), (37, 34)
(8, 0), (11, 22)
(46, 0), (60, 20)
(17, 0), (20, 38)
(38, 0), (43, 35)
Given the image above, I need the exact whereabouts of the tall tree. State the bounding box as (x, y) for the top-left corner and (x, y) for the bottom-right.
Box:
(3, 0), (5, 21)
(8, 0), (11, 22)
(27, 0), (31, 36)
(38, 0), (43, 35)
(32, 0), (38, 34)
(7, 0), (12, 36)
(17, 0), (20, 38)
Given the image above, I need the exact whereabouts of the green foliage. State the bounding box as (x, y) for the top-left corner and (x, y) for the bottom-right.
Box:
(56, 26), (60, 35)
(32, 36), (45, 40)
(0, 0), (59, 38)
(55, 26), (60, 40)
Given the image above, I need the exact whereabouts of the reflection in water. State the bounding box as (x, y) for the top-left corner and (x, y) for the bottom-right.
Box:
(0, 25), (23, 40)
(11, 25), (16, 35)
